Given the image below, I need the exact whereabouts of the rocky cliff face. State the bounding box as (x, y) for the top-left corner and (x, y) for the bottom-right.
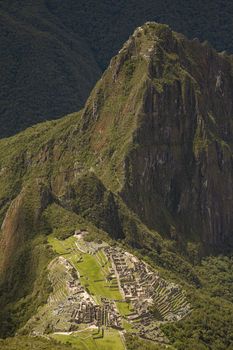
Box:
(83, 23), (233, 252)
(135, 31), (232, 251)
(123, 29), (233, 251)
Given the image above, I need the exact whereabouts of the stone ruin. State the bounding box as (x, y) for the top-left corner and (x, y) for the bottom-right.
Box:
(104, 246), (191, 341)
(50, 257), (122, 331)
(22, 235), (191, 344)
(70, 298), (121, 329)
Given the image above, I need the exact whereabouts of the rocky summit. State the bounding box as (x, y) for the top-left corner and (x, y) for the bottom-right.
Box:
(0, 22), (233, 350)
(81, 22), (233, 252)
(1, 0), (233, 139)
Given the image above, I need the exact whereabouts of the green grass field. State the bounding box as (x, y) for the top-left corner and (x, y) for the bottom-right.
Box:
(116, 302), (132, 316)
(71, 253), (122, 303)
(52, 329), (125, 350)
(48, 236), (123, 304)
(48, 236), (77, 255)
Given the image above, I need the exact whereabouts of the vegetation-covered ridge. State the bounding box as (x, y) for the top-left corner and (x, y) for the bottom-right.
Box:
(0, 22), (232, 349)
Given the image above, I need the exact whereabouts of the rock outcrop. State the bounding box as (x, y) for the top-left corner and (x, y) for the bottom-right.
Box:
(83, 23), (233, 252)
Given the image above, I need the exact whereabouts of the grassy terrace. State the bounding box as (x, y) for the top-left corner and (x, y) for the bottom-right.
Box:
(71, 253), (122, 303)
(48, 235), (123, 304)
(52, 329), (125, 350)
(116, 301), (132, 317)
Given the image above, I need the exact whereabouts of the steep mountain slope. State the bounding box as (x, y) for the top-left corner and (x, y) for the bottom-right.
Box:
(0, 23), (232, 349)
(81, 23), (233, 252)
(1, 0), (233, 138)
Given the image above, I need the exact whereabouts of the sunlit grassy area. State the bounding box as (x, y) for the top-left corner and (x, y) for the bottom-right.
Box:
(48, 236), (123, 303)
(116, 301), (132, 316)
(71, 254), (122, 303)
(51, 328), (125, 350)
(48, 236), (77, 255)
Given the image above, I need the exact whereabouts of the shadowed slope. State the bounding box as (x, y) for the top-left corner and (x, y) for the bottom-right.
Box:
(0, 2), (101, 138)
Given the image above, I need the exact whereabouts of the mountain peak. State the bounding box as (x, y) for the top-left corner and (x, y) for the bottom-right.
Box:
(131, 21), (172, 43)
(80, 22), (233, 251)
(115, 22), (174, 66)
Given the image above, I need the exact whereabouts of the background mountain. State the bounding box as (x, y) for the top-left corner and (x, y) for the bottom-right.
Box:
(1, 0), (233, 138)
(0, 0), (101, 138)
(0, 23), (232, 349)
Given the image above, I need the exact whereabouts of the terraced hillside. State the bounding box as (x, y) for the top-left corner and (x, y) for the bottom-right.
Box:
(21, 231), (190, 347)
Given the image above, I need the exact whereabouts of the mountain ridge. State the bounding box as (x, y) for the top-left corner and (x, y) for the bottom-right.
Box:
(1, 0), (233, 138)
(80, 22), (233, 251)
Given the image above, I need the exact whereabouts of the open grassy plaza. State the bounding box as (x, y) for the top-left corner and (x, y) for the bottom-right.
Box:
(51, 328), (125, 350)
(48, 235), (123, 303)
